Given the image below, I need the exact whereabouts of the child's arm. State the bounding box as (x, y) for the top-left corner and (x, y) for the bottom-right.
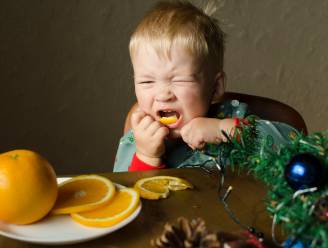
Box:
(128, 153), (166, 171)
(130, 108), (169, 167)
(180, 117), (236, 149)
(113, 129), (136, 172)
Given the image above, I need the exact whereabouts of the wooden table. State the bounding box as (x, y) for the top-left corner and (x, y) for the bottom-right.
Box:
(0, 168), (278, 248)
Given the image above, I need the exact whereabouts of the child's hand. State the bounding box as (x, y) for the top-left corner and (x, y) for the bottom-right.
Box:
(180, 117), (236, 150)
(131, 109), (169, 166)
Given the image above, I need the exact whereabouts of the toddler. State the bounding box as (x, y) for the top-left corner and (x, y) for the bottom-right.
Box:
(113, 1), (296, 172)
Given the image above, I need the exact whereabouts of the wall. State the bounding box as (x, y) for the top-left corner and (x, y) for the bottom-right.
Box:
(0, 0), (327, 174)
(219, 0), (328, 132)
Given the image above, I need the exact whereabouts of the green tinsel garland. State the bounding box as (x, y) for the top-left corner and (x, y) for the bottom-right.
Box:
(217, 116), (328, 247)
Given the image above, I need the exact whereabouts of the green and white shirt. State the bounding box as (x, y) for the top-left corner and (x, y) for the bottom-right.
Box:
(113, 100), (298, 172)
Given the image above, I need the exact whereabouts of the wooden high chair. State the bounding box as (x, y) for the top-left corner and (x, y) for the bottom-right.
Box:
(123, 92), (308, 135)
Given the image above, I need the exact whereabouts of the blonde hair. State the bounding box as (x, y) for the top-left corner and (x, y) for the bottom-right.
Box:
(129, 0), (225, 72)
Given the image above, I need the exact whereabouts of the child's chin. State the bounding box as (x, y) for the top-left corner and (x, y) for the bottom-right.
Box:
(167, 129), (181, 139)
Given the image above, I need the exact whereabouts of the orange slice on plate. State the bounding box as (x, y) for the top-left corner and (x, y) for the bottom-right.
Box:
(71, 188), (140, 227)
(134, 176), (193, 200)
(159, 116), (177, 125)
(51, 175), (115, 215)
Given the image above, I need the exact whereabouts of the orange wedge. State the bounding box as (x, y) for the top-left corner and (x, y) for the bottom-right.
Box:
(51, 175), (115, 215)
(134, 176), (193, 200)
(71, 188), (140, 227)
(159, 116), (177, 125)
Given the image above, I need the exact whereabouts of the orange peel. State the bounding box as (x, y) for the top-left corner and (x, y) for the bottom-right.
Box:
(134, 176), (193, 200)
(159, 116), (178, 125)
(0, 149), (58, 224)
(71, 188), (140, 227)
(51, 175), (116, 215)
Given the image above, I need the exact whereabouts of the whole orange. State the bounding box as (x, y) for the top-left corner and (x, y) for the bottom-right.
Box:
(0, 149), (58, 224)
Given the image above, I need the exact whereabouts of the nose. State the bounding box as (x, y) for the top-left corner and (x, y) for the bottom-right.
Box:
(155, 83), (176, 102)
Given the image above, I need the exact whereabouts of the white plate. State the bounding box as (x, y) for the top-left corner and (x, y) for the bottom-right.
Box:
(0, 177), (142, 245)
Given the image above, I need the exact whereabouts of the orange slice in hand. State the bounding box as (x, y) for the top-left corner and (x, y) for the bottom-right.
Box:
(159, 116), (177, 125)
(134, 176), (193, 200)
(71, 188), (140, 227)
(51, 175), (115, 215)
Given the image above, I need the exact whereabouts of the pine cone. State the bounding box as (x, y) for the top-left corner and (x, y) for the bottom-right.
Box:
(150, 217), (221, 248)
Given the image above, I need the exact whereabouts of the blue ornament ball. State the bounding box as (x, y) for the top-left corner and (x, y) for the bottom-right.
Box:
(284, 153), (326, 191)
(283, 238), (311, 248)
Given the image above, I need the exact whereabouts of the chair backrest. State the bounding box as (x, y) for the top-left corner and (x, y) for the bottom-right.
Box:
(123, 92), (308, 135)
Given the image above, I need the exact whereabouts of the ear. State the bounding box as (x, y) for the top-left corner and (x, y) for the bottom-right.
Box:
(211, 71), (226, 104)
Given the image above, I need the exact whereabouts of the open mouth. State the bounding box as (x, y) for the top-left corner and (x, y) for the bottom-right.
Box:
(158, 110), (180, 125)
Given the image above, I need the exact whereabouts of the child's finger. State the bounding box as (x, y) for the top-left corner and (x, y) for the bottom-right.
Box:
(139, 115), (154, 129)
(220, 134), (227, 143)
(147, 121), (163, 136)
(179, 124), (190, 140)
(180, 129), (190, 145)
(187, 144), (196, 150)
(131, 111), (147, 128)
(153, 126), (169, 140)
(186, 136), (205, 150)
(194, 141), (205, 149)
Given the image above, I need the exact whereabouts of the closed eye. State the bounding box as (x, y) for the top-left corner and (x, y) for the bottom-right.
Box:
(172, 77), (197, 83)
(172, 80), (197, 85)
(173, 80), (196, 82)
(138, 81), (154, 84)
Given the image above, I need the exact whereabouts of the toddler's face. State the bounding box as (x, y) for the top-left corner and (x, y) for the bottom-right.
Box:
(132, 44), (221, 137)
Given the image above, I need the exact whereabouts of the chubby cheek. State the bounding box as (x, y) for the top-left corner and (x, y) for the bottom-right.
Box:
(179, 90), (210, 124)
(135, 89), (154, 116)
